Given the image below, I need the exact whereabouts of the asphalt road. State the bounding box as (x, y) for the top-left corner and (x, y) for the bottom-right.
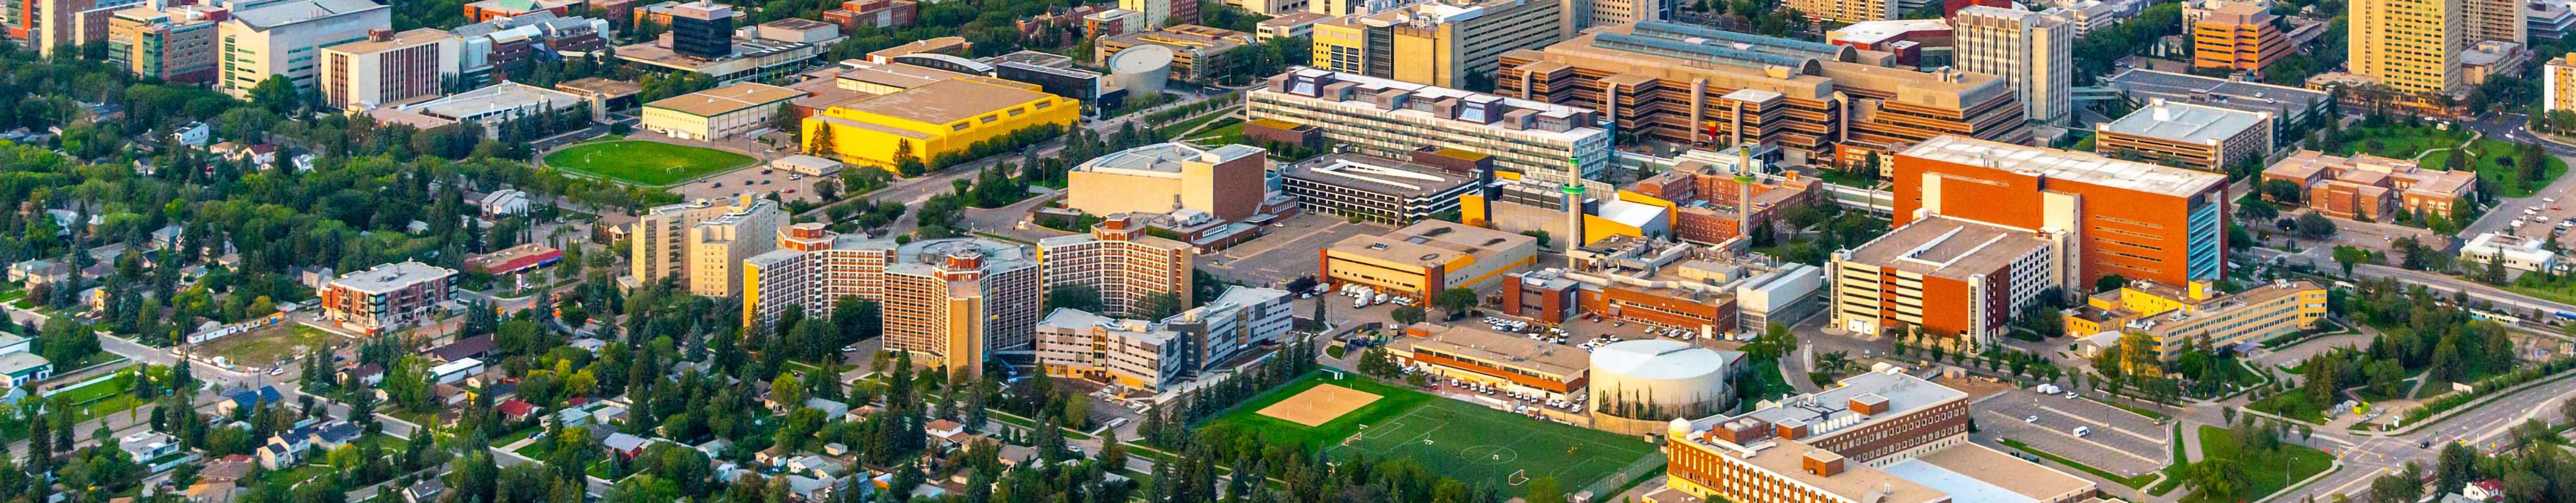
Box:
(2276, 373), (2576, 501)
(2245, 245), (2576, 317)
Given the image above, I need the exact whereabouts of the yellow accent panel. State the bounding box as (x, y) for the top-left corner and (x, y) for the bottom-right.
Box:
(1494, 171), (1522, 181)
(1616, 190), (1677, 209)
(1582, 214), (1643, 245)
(1460, 194), (1490, 227)
(741, 262), (763, 326)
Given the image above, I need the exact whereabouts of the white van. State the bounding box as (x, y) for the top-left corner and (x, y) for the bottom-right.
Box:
(2071, 427), (2091, 437)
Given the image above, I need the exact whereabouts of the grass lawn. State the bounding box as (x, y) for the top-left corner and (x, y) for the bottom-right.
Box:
(1200, 373), (1661, 492)
(1156, 112), (1231, 138)
(260, 463), (336, 487)
(987, 408), (1095, 440)
(1197, 119), (1247, 146)
(2192, 425), (2333, 502)
(2418, 138), (2568, 197)
(2332, 125), (2471, 161)
(193, 324), (336, 370)
(2245, 392), (2330, 424)
(1325, 346), (1346, 359)
(489, 427), (540, 448)
(1998, 439), (2156, 488)
(0, 290), (22, 305)
(544, 140), (756, 186)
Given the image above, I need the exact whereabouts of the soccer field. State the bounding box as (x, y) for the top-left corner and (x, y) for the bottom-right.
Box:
(542, 140), (756, 186)
(1203, 374), (1661, 492)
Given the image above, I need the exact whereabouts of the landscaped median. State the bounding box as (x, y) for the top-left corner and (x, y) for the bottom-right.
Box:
(1996, 438), (2157, 489)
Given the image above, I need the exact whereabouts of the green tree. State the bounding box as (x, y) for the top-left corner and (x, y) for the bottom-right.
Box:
(2332, 245), (2369, 277)
(1390, 306), (1426, 325)
(1431, 288), (1479, 319)
(250, 75), (299, 115)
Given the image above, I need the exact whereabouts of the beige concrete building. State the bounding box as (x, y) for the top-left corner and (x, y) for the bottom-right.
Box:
(2350, 0), (2463, 95)
(1955, 6), (2074, 125)
(1067, 142), (1270, 221)
(743, 225), (1039, 372)
(1307, 0), (1569, 88)
(2063, 279), (2327, 360)
(217, 0), (393, 98)
(2092, 99), (2273, 172)
(1034, 308), (1187, 391)
(2463, 0), (2521, 46)
(1249, 68), (1612, 186)
(630, 196), (787, 297)
(642, 81), (807, 140)
(1035, 215), (1195, 319)
(319, 28), (460, 111)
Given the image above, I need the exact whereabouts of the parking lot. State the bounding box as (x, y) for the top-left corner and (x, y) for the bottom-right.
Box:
(1204, 213), (1385, 286)
(1974, 388), (2174, 477)
(2494, 196), (2576, 247)
(670, 163), (823, 204)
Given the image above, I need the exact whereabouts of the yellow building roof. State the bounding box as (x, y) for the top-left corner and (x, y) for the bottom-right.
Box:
(833, 79), (1059, 126)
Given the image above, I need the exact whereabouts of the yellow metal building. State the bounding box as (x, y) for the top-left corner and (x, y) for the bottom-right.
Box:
(800, 78), (1079, 173)
(2062, 279), (2327, 360)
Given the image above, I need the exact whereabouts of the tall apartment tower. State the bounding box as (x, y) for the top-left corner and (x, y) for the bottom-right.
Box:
(2350, 0), (2462, 95)
(1785, 0), (1896, 24)
(319, 27), (459, 110)
(1307, 0), (1567, 88)
(667, 0), (731, 58)
(22, 0), (147, 57)
(216, 0), (392, 98)
(1572, 0), (1666, 31)
(2463, 0), (2521, 45)
(1118, 0), (1195, 29)
(2548, 53), (2576, 114)
(1954, 6), (2073, 125)
(1033, 215), (1195, 319)
(630, 195), (786, 297)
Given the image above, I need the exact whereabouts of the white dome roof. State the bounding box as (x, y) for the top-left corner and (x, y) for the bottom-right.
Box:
(1590, 339), (1730, 380)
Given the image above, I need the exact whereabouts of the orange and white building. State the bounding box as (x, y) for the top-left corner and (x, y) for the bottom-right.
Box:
(1035, 215), (1195, 318)
(743, 224), (1039, 371)
(1829, 216), (2063, 348)
(1892, 135), (2229, 288)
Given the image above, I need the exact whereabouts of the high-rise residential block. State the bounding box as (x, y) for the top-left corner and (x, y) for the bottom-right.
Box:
(1306, 0), (1567, 88)
(743, 225), (1038, 372)
(1034, 215), (1195, 319)
(320, 261), (458, 334)
(1496, 22), (2027, 170)
(2463, 0), (2521, 45)
(1066, 142), (1270, 221)
(320, 28), (460, 110)
(2190, 1), (2288, 73)
(1893, 135), (2229, 287)
(2350, 0), (2462, 95)
(1953, 6), (2072, 125)
(106, 3), (224, 83)
(2549, 52), (2576, 114)
(1249, 68), (1612, 186)
(666, 0), (731, 58)
(630, 196), (787, 297)
(1787, 0), (1896, 24)
(1117, 0), (1194, 30)
(217, 0), (392, 98)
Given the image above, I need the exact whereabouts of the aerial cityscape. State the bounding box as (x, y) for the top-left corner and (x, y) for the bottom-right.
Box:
(1, 0), (2575, 501)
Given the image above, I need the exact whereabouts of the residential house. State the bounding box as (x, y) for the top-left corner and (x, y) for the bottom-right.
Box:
(603, 432), (656, 459)
(498, 399), (538, 422)
(404, 478), (447, 503)
(7, 259), (71, 286)
(117, 432), (182, 462)
(217, 386), (286, 415)
(429, 334), (497, 363)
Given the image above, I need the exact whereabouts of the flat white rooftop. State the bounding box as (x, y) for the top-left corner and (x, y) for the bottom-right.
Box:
(1901, 135), (2225, 197)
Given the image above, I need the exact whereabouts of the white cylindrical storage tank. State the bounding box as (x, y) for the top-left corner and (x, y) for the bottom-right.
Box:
(1588, 339), (1737, 433)
(1106, 44), (1174, 97)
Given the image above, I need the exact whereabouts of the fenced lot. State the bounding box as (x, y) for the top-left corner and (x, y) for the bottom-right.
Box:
(1203, 374), (1660, 491)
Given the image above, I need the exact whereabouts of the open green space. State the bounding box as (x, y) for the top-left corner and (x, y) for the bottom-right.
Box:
(2188, 425), (2333, 502)
(1200, 374), (1660, 491)
(2244, 392), (2330, 424)
(193, 323), (335, 370)
(543, 140), (756, 186)
(2333, 125), (2565, 197)
(49, 373), (143, 422)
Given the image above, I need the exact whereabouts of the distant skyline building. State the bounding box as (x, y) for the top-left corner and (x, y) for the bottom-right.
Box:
(1953, 6), (2072, 125)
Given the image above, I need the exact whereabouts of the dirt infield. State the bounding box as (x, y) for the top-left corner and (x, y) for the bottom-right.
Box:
(1255, 384), (1383, 427)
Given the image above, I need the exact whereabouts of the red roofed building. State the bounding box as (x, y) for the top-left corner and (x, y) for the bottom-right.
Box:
(465, 243), (564, 275)
(498, 399), (537, 422)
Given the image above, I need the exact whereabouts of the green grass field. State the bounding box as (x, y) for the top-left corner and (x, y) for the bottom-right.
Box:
(543, 140), (756, 186)
(1202, 374), (1660, 491)
(2192, 425), (2333, 503)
